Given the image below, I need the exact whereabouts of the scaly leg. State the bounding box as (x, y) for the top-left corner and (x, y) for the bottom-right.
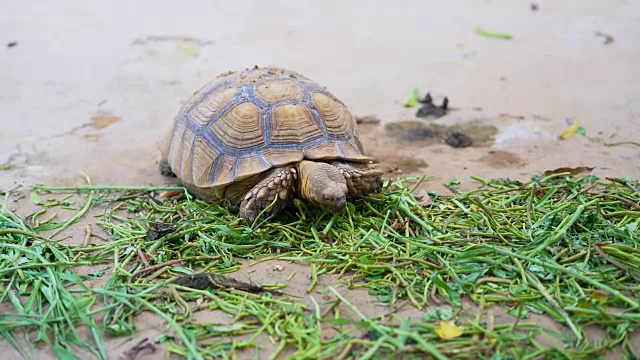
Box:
(329, 161), (383, 198)
(239, 166), (297, 223)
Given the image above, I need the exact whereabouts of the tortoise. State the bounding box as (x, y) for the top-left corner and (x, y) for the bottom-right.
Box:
(159, 66), (383, 222)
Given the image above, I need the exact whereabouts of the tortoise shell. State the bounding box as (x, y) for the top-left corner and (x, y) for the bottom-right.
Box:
(163, 67), (370, 189)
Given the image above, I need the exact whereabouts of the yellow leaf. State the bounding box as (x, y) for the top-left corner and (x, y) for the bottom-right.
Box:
(176, 40), (199, 57)
(574, 299), (591, 316)
(591, 291), (608, 304)
(577, 299), (590, 309)
(558, 120), (580, 140)
(434, 321), (463, 340)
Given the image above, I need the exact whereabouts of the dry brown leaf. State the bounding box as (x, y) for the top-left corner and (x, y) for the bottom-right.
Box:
(160, 190), (183, 198)
(418, 195), (433, 207)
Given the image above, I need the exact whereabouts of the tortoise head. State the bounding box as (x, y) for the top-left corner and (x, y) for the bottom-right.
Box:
(298, 161), (348, 213)
(316, 181), (348, 214)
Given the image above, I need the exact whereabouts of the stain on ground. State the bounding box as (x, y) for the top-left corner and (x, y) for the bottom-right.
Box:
(61, 112), (121, 138)
(385, 121), (438, 142)
(355, 115), (381, 125)
(82, 134), (103, 142)
(377, 154), (428, 174)
(89, 113), (121, 129)
(479, 150), (526, 169)
(384, 120), (497, 147)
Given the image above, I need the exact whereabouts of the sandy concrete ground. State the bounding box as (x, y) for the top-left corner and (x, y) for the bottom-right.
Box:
(1, 0), (640, 359)
(2, 0), (639, 191)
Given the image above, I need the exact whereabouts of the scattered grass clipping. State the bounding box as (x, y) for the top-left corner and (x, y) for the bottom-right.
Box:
(1, 174), (639, 359)
(474, 27), (513, 40)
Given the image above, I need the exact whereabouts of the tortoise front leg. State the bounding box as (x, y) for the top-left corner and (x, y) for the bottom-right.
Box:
(329, 161), (383, 198)
(239, 166), (297, 223)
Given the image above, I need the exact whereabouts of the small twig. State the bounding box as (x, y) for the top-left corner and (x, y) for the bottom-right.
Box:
(82, 224), (92, 247)
(594, 242), (640, 279)
(128, 255), (220, 280)
(137, 249), (150, 268)
(596, 193), (640, 210)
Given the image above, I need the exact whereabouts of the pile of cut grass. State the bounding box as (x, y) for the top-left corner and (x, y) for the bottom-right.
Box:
(1, 173), (639, 359)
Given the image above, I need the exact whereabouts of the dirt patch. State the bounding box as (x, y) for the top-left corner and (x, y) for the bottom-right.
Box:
(384, 121), (439, 143)
(478, 150), (527, 169)
(379, 154), (428, 175)
(384, 120), (498, 147)
(357, 123), (428, 176)
(61, 112), (122, 137)
(89, 113), (121, 129)
(355, 120), (498, 182)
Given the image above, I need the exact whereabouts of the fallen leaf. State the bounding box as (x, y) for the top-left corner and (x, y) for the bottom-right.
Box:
(434, 321), (463, 340)
(403, 88), (420, 108)
(30, 192), (43, 205)
(418, 194), (433, 207)
(159, 190), (183, 198)
(543, 166), (594, 177)
(176, 40), (199, 57)
(573, 299), (591, 316)
(423, 308), (452, 322)
(474, 27), (513, 40)
(591, 291), (608, 303)
(558, 120), (580, 140)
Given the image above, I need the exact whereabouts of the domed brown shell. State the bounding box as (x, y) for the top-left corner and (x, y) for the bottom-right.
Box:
(163, 67), (370, 189)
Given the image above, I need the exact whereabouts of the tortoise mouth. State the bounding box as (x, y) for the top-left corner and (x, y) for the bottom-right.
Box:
(318, 197), (347, 214)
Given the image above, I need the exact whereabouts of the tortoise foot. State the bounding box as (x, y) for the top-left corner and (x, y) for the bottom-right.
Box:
(240, 166), (297, 223)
